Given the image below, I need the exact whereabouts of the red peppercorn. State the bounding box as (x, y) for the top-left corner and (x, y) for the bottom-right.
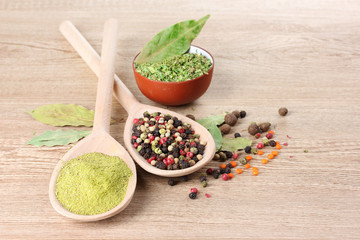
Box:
(186, 152), (194, 158)
(167, 158), (174, 165)
(190, 142), (197, 147)
(133, 118), (139, 124)
(132, 135), (137, 139)
(149, 135), (155, 141)
(255, 133), (261, 138)
(206, 168), (214, 175)
(133, 142), (139, 148)
(266, 133), (273, 139)
(222, 174), (229, 181)
(191, 188), (198, 194)
(147, 158), (152, 163)
(257, 143), (264, 149)
(179, 128), (185, 133)
(180, 150), (186, 155)
(155, 116), (160, 121)
(160, 137), (167, 144)
(233, 153), (239, 160)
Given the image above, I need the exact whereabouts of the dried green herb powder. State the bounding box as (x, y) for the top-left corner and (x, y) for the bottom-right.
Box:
(55, 152), (132, 215)
(135, 53), (212, 82)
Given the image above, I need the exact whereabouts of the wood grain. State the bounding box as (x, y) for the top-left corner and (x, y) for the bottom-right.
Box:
(1, 0), (360, 239)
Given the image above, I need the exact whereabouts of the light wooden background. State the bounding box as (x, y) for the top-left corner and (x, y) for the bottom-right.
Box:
(1, 0), (360, 239)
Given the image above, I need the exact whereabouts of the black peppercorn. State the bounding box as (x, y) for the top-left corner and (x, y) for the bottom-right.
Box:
(278, 107), (288, 116)
(225, 167), (231, 174)
(240, 110), (246, 118)
(226, 163), (233, 169)
(168, 178), (176, 186)
(269, 140), (276, 147)
(219, 168), (226, 174)
(234, 132), (241, 138)
(224, 151), (233, 159)
(200, 176), (207, 182)
(212, 170), (220, 179)
(244, 146), (252, 154)
(189, 192), (197, 199)
(155, 161), (166, 170)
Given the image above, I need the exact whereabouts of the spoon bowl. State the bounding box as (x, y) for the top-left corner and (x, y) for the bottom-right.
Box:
(59, 21), (216, 177)
(50, 19), (137, 221)
(49, 132), (137, 221)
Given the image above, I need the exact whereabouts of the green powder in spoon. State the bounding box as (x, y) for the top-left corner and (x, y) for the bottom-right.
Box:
(55, 152), (132, 215)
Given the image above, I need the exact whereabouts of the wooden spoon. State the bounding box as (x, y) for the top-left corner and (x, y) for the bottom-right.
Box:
(59, 21), (216, 177)
(49, 19), (137, 221)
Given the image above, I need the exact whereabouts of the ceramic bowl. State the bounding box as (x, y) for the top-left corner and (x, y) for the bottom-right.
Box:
(132, 45), (214, 106)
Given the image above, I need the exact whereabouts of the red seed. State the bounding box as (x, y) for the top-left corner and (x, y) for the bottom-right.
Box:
(190, 142), (197, 147)
(289, 156), (293, 158)
(147, 158), (152, 163)
(222, 174), (229, 181)
(180, 150), (186, 155)
(233, 153), (239, 160)
(257, 143), (264, 149)
(206, 168), (214, 175)
(186, 152), (194, 158)
(155, 116), (160, 121)
(133, 118), (139, 124)
(132, 135), (137, 139)
(191, 188), (198, 194)
(133, 143), (139, 148)
(255, 133), (261, 138)
(179, 128), (184, 133)
(205, 193), (211, 198)
(160, 137), (167, 144)
(283, 142), (288, 146)
(266, 133), (273, 139)
(149, 135), (155, 141)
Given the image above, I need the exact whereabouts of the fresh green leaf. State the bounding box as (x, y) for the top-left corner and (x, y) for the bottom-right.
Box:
(28, 104), (95, 127)
(136, 14), (210, 64)
(26, 129), (91, 146)
(221, 137), (252, 152)
(208, 124), (223, 151)
(196, 114), (225, 129)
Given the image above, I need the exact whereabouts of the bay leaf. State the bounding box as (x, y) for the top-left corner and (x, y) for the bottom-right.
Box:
(221, 137), (252, 152)
(208, 124), (223, 151)
(136, 14), (210, 64)
(196, 113), (225, 129)
(28, 104), (94, 127)
(26, 129), (91, 147)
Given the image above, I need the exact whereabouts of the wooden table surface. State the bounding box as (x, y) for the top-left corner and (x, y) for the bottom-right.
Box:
(1, 0), (360, 239)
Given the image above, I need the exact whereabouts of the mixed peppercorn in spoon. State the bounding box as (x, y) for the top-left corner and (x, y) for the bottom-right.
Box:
(131, 111), (207, 170)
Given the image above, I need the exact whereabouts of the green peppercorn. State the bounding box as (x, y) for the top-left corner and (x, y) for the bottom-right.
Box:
(240, 158), (248, 165)
(201, 180), (207, 187)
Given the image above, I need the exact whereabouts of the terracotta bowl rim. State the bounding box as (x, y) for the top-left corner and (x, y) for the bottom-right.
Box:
(132, 45), (215, 85)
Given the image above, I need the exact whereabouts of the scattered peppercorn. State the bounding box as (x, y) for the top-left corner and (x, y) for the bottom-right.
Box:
(222, 174), (229, 181)
(232, 110), (241, 118)
(240, 111), (246, 118)
(244, 146), (252, 154)
(219, 124), (231, 134)
(228, 173), (234, 179)
(219, 152), (227, 161)
(168, 178), (176, 186)
(255, 133), (261, 139)
(191, 188), (198, 193)
(206, 168), (214, 175)
(212, 170), (220, 179)
(240, 158), (248, 165)
(186, 114), (196, 120)
(257, 143), (264, 149)
(266, 133), (273, 139)
(244, 163), (251, 169)
(304, 149), (308, 153)
(234, 132), (241, 138)
(201, 180), (208, 187)
(279, 107), (288, 116)
(236, 168), (243, 174)
(269, 140), (276, 147)
(224, 151), (233, 159)
(213, 153), (220, 161)
(248, 123), (260, 136)
(267, 154), (274, 159)
(257, 150), (264, 155)
(259, 122), (271, 133)
(225, 166), (231, 174)
(189, 192), (197, 199)
(232, 153), (239, 160)
(271, 151), (278, 156)
(200, 175), (207, 182)
(225, 113), (237, 126)
(261, 159), (268, 164)
(252, 170), (259, 176)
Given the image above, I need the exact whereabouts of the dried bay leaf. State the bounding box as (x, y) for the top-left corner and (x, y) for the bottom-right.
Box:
(28, 104), (94, 127)
(208, 124), (223, 151)
(27, 129), (91, 147)
(136, 14), (210, 64)
(196, 114), (225, 129)
(221, 137), (252, 152)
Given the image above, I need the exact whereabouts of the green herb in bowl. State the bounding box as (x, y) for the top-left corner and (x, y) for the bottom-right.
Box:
(134, 52), (212, 82)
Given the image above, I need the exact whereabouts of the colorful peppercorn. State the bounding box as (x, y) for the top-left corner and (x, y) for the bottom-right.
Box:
(189, 192), (197, 199)
(257, 143), (264, 149)
(261, 159), (268, 164)
(191, 188), (198, 194)
(236, 168), (243, 174)
(222, 173), (229, 181)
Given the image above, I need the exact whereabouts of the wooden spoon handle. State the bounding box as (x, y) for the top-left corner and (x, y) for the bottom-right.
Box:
(93, 19), (118, 133)
(59, 20), (140, 114)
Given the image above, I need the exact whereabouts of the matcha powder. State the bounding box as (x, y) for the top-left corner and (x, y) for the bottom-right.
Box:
(55, 152), (132, 215)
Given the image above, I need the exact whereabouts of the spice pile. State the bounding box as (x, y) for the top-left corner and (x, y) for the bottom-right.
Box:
(56, 152), (132, 215)
(166, 107), (290, 199)
(131, 111), (207, 170)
